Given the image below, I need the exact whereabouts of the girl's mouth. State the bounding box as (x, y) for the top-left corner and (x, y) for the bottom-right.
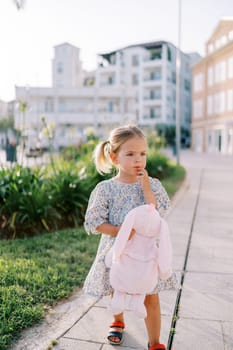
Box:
(134, 167), (143, 175)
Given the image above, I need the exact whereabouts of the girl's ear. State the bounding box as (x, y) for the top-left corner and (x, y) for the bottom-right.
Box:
(110, 152), (118, 164)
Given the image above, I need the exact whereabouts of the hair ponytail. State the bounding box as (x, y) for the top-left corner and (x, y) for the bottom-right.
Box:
(94, 140), (113, 174)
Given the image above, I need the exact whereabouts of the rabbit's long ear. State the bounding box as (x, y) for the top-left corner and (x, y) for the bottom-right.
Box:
(158, 218), (173, 279)
(113, 209), (136, 261)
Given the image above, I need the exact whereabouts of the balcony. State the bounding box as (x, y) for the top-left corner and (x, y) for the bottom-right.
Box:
(143, 59), (162, 68)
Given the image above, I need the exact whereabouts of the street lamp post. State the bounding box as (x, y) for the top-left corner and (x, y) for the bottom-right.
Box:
(176, 0), (182, 164)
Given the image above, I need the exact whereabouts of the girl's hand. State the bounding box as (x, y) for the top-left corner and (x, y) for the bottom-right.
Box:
(137, 168), (157, 206)
(136, 168), (150, 189)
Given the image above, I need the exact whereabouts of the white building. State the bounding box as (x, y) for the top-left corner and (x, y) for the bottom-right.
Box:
(15, 41), (196, 150)
(97, 41), (197, 131)
(15, 43), (136, 150)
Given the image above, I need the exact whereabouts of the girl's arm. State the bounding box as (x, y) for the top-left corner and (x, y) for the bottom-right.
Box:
(96, 222), (120, 237)
(138, 169), (158, 206)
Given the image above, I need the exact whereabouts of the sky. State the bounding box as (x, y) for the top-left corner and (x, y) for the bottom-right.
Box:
(1, 0), (233, 101)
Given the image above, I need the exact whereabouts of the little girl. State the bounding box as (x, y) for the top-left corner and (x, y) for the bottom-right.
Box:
(83, 125), (176, 350)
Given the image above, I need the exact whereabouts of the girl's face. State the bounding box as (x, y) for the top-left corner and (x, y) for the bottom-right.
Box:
(112, 136), (147, 181)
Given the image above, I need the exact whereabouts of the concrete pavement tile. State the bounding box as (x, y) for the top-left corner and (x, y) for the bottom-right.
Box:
(222, 322), (233, 350)
(102, 345), (145, 350)
(172, 318), (225, 349)
(172, 254), (185, 270)
(95, 296), (109, 307)
(187, 238), (233, 273)
(63, 303), (172, 348)
(64, 305), (111, 343)
(178, 272), (233, 321)
(191, 220), (233, 241)
(160, 290), (179, 316)
(122, 313), (172, 348)
(54, 338), (102, 349)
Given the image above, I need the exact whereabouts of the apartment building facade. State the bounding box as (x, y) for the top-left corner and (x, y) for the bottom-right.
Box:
(15, 41), (195, 150)
(15, 43), (136, 150)
(97, 41), (195, 131)
(192, 18), (233, 155)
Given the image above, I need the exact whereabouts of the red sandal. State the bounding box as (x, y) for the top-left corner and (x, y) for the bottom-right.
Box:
(107, 321), (125, 345)
(148, 343), (166, 350)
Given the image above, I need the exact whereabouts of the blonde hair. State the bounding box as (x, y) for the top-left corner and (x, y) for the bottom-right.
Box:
(94, 125), (146, 174)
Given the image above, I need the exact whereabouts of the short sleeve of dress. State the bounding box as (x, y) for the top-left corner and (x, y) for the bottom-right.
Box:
(150, 177), (170, 217)
(84, 181), (109, 234)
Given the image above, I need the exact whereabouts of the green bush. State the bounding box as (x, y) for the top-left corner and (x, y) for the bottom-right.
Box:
(47, 169), (90, 227)
(146, 150), (174, 180)
(0, 137), (184, 238)
(0, 166), (58, 238)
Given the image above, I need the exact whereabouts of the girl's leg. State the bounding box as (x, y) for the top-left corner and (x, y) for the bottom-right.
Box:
(144, 294), (161, 346)
(108, 312), (125, 344)
(113, 312), (124, 324)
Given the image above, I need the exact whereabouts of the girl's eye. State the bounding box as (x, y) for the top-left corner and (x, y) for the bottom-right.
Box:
(141, 153), (146, 156)
(126, 153), (133, 156)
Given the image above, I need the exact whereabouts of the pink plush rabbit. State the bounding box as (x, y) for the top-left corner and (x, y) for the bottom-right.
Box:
(105, 203), (173, 318)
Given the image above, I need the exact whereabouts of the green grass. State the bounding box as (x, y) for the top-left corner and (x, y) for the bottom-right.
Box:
(161, 163), (186, 198)
(0, 228), (100, 350)
(0, 163), (186, 350)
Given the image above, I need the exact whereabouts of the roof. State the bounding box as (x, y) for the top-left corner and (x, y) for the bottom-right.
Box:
(98, 40), (175, 60)
(207, 18), (233, 44)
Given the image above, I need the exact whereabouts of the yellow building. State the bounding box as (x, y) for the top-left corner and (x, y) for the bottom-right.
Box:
(192, 18), (233, 154)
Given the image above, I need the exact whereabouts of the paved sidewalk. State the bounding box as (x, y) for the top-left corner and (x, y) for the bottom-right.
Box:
(11, 150), (233, 350)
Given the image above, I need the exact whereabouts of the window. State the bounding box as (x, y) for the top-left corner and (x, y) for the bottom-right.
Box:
(214, 61), (226, 83)
(208, 66), (214, 86)
(193, 100), (203, 118)
(58, 99), (66, 112)
(208, 43), (214, 54)
(149, 48), (162, 60)
(108, 101), (113, 112)
(150, 70), (161, 80)
(207, 130), (213, 152)
(193, 130), (203, 152)
(221, 35), (227, 46)
(167, 46), (172, 62)
(110, 54), (116, 65)
(132, 74), (138, 85)
(150, 89), (161, 99)
(194, 73), (203, 92)
(229, 30), (233, 41)
(108, 76), (114, 85)
(215, 129), (222, 152)
(213, 92), (226, 114)
(150, 106), (161, 118)
(219, 92), (225, 113)
(57, 62), (63, 74)
(207, 95), (213, 116)
(132, 55), (139, 66)
(227, 89), (233, 111)
(44, 98), (54, 112)
(220, 61), (226, 81)
(172, 72), (176, 84)
(184, 79), (190, 91)
(215, 63), (221, 83)
(228, 56), (233, 79)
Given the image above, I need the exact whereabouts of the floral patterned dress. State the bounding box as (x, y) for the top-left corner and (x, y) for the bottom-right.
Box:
(83, 177), (177, 297)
